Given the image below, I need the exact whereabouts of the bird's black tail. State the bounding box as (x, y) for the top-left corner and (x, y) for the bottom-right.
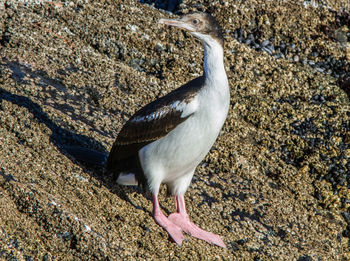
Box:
(63, 146), (108, 166)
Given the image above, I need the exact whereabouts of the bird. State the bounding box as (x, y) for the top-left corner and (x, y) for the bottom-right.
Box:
(105, 12), (230, 247)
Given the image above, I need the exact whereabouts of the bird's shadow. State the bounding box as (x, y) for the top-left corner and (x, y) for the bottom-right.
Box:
(0, 58), (152, 216)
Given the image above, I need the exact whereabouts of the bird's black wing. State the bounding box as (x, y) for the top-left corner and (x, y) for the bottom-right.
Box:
(106, 76), (204, 186)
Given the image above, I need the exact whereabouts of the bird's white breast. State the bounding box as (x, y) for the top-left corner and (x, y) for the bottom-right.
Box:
(139, 79), (229, 194)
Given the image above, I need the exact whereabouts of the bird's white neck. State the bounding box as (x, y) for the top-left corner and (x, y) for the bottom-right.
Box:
(191, 33), (230, 116)
(203, 39), (225, 81)
(191, 33), (227, 87)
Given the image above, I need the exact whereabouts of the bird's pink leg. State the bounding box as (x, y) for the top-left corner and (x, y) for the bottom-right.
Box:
(152, 193), (184, 246)
(168, 195), (226, 248)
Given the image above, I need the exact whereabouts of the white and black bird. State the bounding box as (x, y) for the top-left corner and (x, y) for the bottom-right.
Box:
(105, 12), (229, 247)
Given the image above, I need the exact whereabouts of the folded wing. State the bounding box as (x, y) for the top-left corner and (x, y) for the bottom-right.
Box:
(106, 76), (205, 186)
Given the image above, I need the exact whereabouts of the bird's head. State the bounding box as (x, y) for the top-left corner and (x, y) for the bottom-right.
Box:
(159, 12), (224, 48)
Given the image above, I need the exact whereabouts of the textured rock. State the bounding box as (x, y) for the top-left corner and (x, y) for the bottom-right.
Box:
(0, 0), (350, 260)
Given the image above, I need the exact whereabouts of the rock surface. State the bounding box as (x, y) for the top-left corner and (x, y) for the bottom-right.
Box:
(1, 0), (350, 260)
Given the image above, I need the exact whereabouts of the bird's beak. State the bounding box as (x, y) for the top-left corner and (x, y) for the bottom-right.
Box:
(158, 18), (194, 32)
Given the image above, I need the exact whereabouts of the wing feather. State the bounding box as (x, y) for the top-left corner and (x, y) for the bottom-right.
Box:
(106, 76), (205, 175)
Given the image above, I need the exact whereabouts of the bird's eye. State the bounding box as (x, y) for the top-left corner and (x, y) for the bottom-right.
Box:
(192, 19), (199, 25)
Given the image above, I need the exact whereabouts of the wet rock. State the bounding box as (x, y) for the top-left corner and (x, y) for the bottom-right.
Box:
(140, 0), (182, 13)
